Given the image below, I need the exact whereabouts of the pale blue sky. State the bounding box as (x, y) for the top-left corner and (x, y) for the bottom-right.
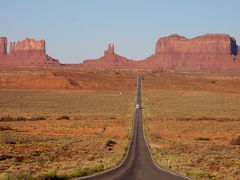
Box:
(0, 0), (239, 63)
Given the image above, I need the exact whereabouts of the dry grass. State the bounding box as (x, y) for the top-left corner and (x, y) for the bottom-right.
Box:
(143, 71), (240, 180)
(0, 90), (134, 117)
(0, 88), (136, 179)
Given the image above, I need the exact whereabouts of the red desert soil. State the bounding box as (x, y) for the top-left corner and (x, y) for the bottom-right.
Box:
(0, 68), (142, 90)
(143, 71), (240, 180)
(1, 68), (240, 180)
(0, 68), (140, 179)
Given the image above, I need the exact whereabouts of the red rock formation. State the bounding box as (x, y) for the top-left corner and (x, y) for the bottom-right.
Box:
(155, 34), (234, 55)
(82, 43), (137, 69)
(68, 34), (240, 71)
(137, 33), (240, 71)
(0, 37), (7, 56)
(104, 43), (115, 56)
(0, 37), (60, 68)
(16, 38), (45, 56)
(0, 34), (240, 71)
(9, 41), (16, 56)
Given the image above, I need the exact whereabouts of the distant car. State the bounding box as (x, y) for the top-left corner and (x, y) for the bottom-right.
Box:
(136, 104), (142, 109)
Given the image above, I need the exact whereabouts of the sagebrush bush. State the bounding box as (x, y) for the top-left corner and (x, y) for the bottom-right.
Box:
(105, 139), (116, 147)
(0, 116), (14, 121)
(57, 115), (70, 120)
(195, 137), (210, 141)
(231, 136), (240, 145)
(0, 126), (12, 131)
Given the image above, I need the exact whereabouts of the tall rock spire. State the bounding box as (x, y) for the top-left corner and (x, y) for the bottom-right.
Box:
(112, 43), (114, 53)
(104, 43), (115, 56)
(0, 37), (7, 56)
(9, 41), (16, 55)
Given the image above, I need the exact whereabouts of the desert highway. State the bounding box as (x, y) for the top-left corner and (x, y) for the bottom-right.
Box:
(73, 77), (191, 180)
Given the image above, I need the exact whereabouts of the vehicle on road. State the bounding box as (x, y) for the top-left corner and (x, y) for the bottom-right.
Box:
(136, 104), (142, 109)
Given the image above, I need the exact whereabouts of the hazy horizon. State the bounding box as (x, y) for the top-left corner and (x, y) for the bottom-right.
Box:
(1, 0), (240, 63)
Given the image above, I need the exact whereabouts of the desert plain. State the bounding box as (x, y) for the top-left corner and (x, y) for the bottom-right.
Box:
(0, 68), (239, 180)
(0, 68), (139, 179)
(143, 71), (240, 180)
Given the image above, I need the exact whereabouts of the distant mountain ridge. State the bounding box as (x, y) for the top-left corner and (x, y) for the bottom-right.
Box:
(1, 33), (240, 71)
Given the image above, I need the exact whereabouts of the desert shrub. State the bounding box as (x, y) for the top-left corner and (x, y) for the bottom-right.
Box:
(0, 154), (13, 161)
(186, 171), (216, 180)
(43, 173), (62, 180)
(0, 126), (12, 131)
(231, 136), (240, 145)
(92, 165), (104, 173)
(105, 140), (116, 147)
(15, 117), (27, 121)
(4, 141), (16, 144)
(0, 116), (14, 121)
(1, 173), (33, 180)
(196, 172), (212, 179)
(43, 172), (67, 180)
(71, 169), (90, 177)
(195, 137), (210, 141)
(124, 145), (128, 151)
(177, 117), (235, 122)
(30, 116), (46, 121)
(122, 145), (129, 157)
(57, 115), (70, 120)
(0, 116), (27, 122)
(15, 156), (24, 162)
(71, 166), (104, 178)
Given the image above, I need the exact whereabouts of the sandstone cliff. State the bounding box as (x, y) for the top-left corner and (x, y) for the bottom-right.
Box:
(155, 34), (237, 55)
(16, 38), (45, 56)
(0, 37), (60, 68)
(136, 33), (240, 71)
(156, 34), (237, 55)
(9, 41), (16, 56)
(82, 43), (137, 69)
(104, 43), (115, 56)
(1, 34), (240, 71)
(79, 33), (240, 71)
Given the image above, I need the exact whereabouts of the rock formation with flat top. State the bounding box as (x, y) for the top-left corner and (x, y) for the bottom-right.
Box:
(137, 33), (240, 71)
(0, 37), (60, 68)
(0, 34), (240, 71)
(155, 34), (236, 55)
(16, 38), (45, 56)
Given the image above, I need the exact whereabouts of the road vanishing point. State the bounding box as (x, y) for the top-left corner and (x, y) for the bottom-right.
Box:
(73, 76), (191, 180)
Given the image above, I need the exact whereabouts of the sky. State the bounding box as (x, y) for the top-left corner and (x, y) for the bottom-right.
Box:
(1, 0), (240, 63)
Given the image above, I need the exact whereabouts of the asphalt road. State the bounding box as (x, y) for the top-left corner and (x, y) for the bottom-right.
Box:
(73, 76), (191, 180)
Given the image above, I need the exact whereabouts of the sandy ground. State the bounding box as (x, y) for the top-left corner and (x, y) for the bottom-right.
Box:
(1, 68), (240, 179)
(0, 68), (137, 179)
(143, 71), (240, 180)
